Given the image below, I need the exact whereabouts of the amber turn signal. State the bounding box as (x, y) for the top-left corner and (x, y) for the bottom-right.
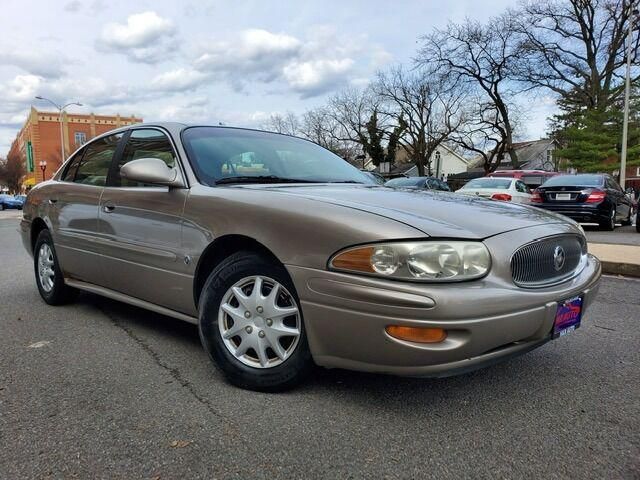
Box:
(330, 246), (375, 272)
(385, 325), (447, 343)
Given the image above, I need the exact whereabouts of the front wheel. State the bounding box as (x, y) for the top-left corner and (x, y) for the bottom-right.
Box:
(198, 251), (313, 391)
(621, 208), (632, 226)
(0, 203), (4, 211)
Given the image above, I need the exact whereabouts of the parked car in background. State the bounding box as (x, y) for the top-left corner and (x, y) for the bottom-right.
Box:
(456, 177), (532, 203)
(360, 170), (385, 185)
(21, 123), (601, 391)
(488, 170), (559, 189)
(531, 174), (632, 231)
(0, 194), (24, 210)
(384, 176), (451, 191)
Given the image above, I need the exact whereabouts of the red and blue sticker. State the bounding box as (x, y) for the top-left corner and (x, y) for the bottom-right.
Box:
(553, 296), (583, 338)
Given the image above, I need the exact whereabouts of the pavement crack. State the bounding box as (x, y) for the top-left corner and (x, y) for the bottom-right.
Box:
(594, 324), (616, 331)
(97, 305), (278, 473)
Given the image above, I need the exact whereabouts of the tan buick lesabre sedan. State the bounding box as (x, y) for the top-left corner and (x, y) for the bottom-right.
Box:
(20, 123), (602, 391)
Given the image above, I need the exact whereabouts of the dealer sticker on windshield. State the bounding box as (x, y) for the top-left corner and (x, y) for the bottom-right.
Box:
(553, 296), (583, 338)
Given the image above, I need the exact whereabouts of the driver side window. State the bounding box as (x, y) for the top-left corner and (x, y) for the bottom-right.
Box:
(116, 129), (176, 187)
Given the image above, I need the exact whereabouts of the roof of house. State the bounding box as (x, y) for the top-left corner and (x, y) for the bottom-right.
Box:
(468, 138), (557, 171)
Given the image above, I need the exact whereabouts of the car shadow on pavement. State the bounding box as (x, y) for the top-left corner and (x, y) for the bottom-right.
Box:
(75, 291), (202, 348)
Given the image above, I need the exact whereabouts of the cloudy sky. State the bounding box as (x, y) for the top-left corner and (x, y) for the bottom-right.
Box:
(0, 0), (555, 156)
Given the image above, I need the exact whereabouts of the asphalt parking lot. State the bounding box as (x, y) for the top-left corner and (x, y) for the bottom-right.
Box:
(584, 224), (640, 247)
(1, 214), (639, 479)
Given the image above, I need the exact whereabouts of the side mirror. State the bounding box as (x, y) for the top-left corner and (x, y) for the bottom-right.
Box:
(120, 158), (184, 188)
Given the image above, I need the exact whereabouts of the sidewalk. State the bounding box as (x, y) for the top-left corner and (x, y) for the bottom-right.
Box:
(589, 242), (640, 277)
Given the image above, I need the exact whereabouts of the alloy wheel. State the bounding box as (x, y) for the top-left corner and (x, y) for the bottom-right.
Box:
(37, 243), (55, 292)
(218, 275), (301, 369)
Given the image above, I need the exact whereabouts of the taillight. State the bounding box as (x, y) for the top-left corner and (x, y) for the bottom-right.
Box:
(491, 193), (512, 201)
(586, 189), (606, 203)
(530, 190), (543, 203)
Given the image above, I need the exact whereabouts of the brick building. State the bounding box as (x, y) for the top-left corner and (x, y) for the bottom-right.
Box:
(7, 107), (142, 188)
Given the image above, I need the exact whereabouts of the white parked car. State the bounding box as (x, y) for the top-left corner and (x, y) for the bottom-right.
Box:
(456, 177), (532, 204)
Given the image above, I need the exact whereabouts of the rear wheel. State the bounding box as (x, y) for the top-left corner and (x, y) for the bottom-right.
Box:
(34, 229), (78, 305)
(599, 207), (616, 231)
(621, 209), (632, 226)
(0, 203), (4, 211)
(198, 251), (313, 391)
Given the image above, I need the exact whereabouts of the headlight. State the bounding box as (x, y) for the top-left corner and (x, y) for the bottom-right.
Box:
(329, 241), (491, 282)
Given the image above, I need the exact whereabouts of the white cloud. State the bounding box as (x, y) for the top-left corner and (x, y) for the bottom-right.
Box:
(283, 58), (354, 96)
(195, 29), (301, 80)
(193, 28), (359, 97)
(97, 11), (176, 64)
(150, 68), (210, 93)
(63, 0), (81, 12)
(0, 52), (68, 78)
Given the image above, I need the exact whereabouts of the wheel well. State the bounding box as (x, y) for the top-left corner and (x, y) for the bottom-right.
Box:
(193, 235), (281, 307)
(30, 218), (48, 253)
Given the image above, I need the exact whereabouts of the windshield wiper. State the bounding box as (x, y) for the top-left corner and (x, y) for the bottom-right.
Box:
(214, 175), (319, 185)
(325, 180), (366, 184)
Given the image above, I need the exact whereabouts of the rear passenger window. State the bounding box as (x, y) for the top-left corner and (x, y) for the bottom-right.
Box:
(116, 129), (176, 187)
(74, 134), (123, 186)
(61, 148), (85, 182)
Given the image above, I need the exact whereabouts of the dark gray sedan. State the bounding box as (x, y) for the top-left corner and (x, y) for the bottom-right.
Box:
(20, 123), (601, 390)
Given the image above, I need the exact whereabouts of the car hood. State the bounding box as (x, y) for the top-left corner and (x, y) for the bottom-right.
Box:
(242, 184), (567, 239)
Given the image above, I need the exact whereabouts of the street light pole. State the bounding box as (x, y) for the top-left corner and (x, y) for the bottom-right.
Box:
(620, 5), (638, 189)
(34, 96), (83, 164)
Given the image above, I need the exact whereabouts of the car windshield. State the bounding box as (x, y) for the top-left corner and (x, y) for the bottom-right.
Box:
(541, 174), (603, 187)
(385, 177), (424, 187)
(181, 127), (370, 185)
(463, 178), (512, 189)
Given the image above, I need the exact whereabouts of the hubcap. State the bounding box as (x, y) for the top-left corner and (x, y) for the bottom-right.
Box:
(218, 275), (301, 369)
(37, 244), (55, 293)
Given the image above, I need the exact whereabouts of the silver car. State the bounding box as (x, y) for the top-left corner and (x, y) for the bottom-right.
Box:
(20, 123), (602, 391)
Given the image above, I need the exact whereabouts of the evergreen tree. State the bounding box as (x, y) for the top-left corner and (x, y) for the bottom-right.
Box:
(552, 88), (640, 173)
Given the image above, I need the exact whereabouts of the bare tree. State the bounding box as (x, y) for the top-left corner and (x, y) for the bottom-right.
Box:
(0, 151), (26, 193)
(325, 87), (404, 167)
(264, 111), (301, 136)
(419, 15), (522, 167)
(514, 0), (640, 110)
(375, 66), (466, 176)
(451, 98), (525, 173)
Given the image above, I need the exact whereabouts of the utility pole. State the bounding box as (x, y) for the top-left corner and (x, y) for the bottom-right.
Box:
(620, 4), (638, 188)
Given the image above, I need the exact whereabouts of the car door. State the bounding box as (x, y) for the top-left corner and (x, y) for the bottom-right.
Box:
(51, 133), (124, 284)
(611, 178), (631, 220)
(604, 176), (627, 220)
(98, 128), (192, 314)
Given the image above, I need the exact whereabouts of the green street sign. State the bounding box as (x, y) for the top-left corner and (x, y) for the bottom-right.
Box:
(26, 141), (34, 172)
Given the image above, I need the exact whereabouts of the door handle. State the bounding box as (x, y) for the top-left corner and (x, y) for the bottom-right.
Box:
(103, 203), (116, 213)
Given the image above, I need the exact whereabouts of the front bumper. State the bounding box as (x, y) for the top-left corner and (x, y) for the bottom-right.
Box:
(286, 224), (602, 377)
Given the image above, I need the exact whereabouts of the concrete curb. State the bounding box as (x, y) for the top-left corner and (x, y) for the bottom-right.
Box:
(599, 261), (640, 278)
(588, 242), (640, 278)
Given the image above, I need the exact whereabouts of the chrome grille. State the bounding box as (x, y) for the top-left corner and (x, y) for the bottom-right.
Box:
(511, 235), (586, 287)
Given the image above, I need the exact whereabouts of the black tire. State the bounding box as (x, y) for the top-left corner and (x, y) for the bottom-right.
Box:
(636, 211), (640, 233)
(198, 251), (313, 392)
(621, 209), (632, 226)
(0, 203), (4, 211)
(33, 229), (78, 305)
(599, 207), (616, 231)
